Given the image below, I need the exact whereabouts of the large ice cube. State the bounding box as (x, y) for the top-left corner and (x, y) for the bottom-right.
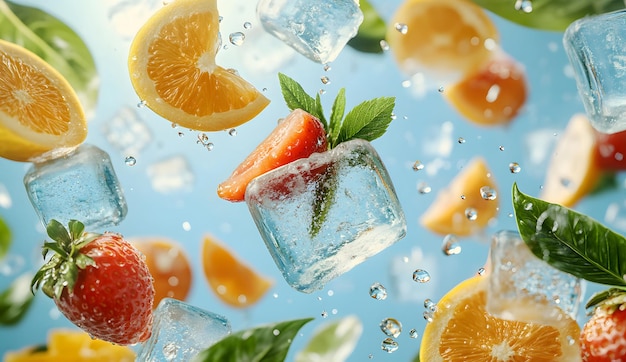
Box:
(486, 230), (584, 323)
(137, 298), (231, 362)
(256, 0), (363, 64)
(246, 139), (406, 293)
(23, 144), (127, 231)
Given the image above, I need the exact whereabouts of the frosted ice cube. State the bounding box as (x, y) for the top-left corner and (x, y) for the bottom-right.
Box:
(137, 298), (231, 362)
(147, 155), (194, 194)
(23, 144), (127, 231)
(246, 139), (406, 293)
(101, 106), (152, 157)
(486, 230), (584, 323)
(257, 0), (363, 63)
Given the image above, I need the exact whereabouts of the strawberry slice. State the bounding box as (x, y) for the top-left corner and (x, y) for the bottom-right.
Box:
(217, 109), (328, 202)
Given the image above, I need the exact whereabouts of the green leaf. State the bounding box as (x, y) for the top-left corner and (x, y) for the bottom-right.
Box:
(45, 220), (71, 250)
(470, 0), (625, 32)
(309, 166), (338, 238)
(67, 220), (85, 242)
(278, 73), (318, 117)
(314, 93), (327, 127)
(0, 273), (35, 325)
(193, 318), (313, 362)
(295, 315), (362, 362)
(585, 288), (626, 309)
(347, 0), (386, 53)
(328, 88), (346, 148)
(337, 97), (395, 145)
(512, 183), (626, 286)
(589, 172), (618, 195)
(0, 0), (99, 112)
(0, 215), (10, 261)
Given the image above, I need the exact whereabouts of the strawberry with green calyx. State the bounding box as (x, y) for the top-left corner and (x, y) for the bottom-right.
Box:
(31, 219), (155, 345)
(580, 291), (626, 361)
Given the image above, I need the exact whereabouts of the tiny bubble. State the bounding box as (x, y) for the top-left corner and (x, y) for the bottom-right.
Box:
(380, 318), (402, 338)
(480, 186), (497, 200)
(381, 338), (399, 353)
(442, 234), (462, 256)
(321, 310), (328, 318)
(125, 156), (136, 166)
(243, 21), (252, 29)
(509, 162), (521, 173)
(412, 160), (424, 171)
(499, 145), (505, 151)
(423, 311), (434, 322)
(229, 32), (245, 46)
(401, 80), (412, 88)
(417, 182), (431, 194)
(137, 100), (147, 108)
(465, 208), (478, 221)
(413, 269), (431, 283)
(323, 64), (331, 72)
(380, 40), (390, 51)
(409, 329), (418, 339)
(394, 22), (408, 34)
(424, 298), (437, 312)
(228, 128), (237, 136)
(458, 137), (465, 144)
(438, 86), (444, 93)
(321, 76), (330, 85)
(477, 267), (486, 276)
(369, 282), (388, 300)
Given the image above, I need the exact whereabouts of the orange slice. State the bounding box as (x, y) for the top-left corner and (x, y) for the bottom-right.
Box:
(4, 329), (135, 361)
(539, 114), (601, 207)
(128, 0), (269, 131)
(420, 157), (498, 236)
(131, 238), (193, 307)
(0, 39), (86, 162)
(201, 234), (272, 308)
(420, 276), (581, 361)
(386, 0), (499, 82)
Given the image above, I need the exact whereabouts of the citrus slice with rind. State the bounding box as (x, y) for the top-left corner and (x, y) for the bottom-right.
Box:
(420, 157), (498, 237)
(0, 39), (86, 162)
(201, 234), (273, 308)
(420, 276), (581, 361)
(386, 0), (499, 82)
(128, 0), (269, 131)
(539, 114), (601, 207)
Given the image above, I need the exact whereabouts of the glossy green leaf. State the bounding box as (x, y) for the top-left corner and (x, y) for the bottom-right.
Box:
(193, 318), (313, 362)
(471, 0), (625, 32)
(0, 273), (35, 326)
(0, 215), (10, 261)
(295, 315), (362, 362)
(348, 0), (386, 53)
(337, 96), (395, 145)
(0, 0), (98, 112)
(513, 183), (626, 286)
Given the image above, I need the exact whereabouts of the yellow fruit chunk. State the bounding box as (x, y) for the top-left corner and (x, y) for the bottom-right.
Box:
(201, 234), (273, 308)
(539, 114), (601, 207)
(4, 329), (135, 362)
(0, 39), (86, 162)
(131, 238), (193, 307)
(420, 276), (581, 361)
(386, 0), (499, 82)
(128, 0), (269, 131)
(420, 157), (498, 236)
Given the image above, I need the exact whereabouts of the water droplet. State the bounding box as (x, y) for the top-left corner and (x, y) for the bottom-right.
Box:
(228, 128), (237, 136)
(442, 234), (462, 256)
(321, 310), (328, 318)
(182, 221), (191, 231)
(409, 329), (418, 339)
(460, 194), (466, 200)
(417, 182), (431, 194)
(162, 342), (178, 360)
(319, 89), (326, 95)
(514, 0), (533, 13)
(273, 329), (280, 336)
(423, 311), (434, 322)
(177, 132), (185, 137)
(243, 21), (252, 29)
(424, 298), (437, 312)
(380, 318), (402, 338)
(381, 338), (399, 353)
(228, 31), (245, 46)
(412, 160), (424, 171)
(524, 202), (533, 210)
(465, 208), (478, 221)
(509, 162), (521, 173)
(438, 86), (444, 93)
(477, 267), (486, 276)
(413, 269), (431, 283)
(458, 137), (465, 144)
(137, 100), (147, 108)
(379, 40), (390, 51)
(401, 80), (412, 88)
(480, 186), (497, 200)
(499, 145), (505, 151)
(369, 282), (388, 300)
(321, 76), (330, 85)
(566, 335), (575, 345)
(125, 156), (136, 166)
(394, 22), (408, 34)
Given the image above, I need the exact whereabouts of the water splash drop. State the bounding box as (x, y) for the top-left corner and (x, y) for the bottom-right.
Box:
(442, 234), (462, 255)
(413, 269), (431, 283)
(381, 338), (399, 353)
(380, 318), (402, 338)
(369, 282), (388, 300)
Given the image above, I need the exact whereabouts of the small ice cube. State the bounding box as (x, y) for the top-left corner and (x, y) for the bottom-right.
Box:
(257, 0), (363, 63)
(101, 106), (152, 157)
(146, 156), (194, 194)
(486, 230), (584, 323)
(137, 298), (231, 362)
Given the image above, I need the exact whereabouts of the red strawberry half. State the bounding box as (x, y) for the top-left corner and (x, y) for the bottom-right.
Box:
(581, 293), (626, 361)
(217, 108), (328, 202)
(31, 219), (155, 345)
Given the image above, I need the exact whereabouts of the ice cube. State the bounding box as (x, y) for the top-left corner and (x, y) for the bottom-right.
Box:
(146, 155), (194, 194)
(136, 298), (231, 362)
(23, 144), (127, 231)
(564, 9), (626, 133)
(256, 0), (363, 64)
(101, 106), (152, 157)
(486, 230), (584, 323)
(246, 139), (406, 293)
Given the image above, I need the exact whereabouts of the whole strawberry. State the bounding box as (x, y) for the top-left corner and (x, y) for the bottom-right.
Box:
(31, 219), (155, 345)
(580, 293), (626, 361)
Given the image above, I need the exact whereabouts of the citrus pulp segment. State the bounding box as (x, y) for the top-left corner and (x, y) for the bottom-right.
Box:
(201, 234), (273, 308)
(0, 39), (86, 162)
(128, 0), (269, 131)
(539, 114), (601, 207)
(420, 157), (498, 237)
(386, 0), (499, 82)
(420, 276), (582, 361)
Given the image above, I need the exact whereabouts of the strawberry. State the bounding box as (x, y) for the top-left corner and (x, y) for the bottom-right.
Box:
(580, 294), (626, 361)
(217, 108), (328, 202)
(31, 219), (155, 345)
(594, 129), (626, 171)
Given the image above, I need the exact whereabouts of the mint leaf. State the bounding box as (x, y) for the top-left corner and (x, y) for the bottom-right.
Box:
(193, 318), (313, 362)
(337, 97), (395, 146)
(512, 183), (626, 287)
(0, 273), (35, 325)
(585, 288), (626, 309)
(314, 93), (327, 126)
(309, 165), (338, 238)
(328, 88), (346, 147)
(0, 0), (99, 112)
(278, 73), (323, 125)
(347, 0), (386, 53)
(0, 215), (10, 261)
(295, 315), (362, 362)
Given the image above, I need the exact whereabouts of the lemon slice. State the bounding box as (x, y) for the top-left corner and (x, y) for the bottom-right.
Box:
(0, 39), (86, 162)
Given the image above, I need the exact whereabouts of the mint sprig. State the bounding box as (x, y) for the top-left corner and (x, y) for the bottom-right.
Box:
(278, 73), (396, 237)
